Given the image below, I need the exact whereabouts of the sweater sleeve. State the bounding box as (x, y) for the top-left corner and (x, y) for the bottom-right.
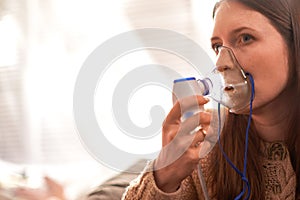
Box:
(122, 161), (199, 200)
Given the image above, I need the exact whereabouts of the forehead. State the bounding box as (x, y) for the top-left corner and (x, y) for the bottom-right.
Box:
(212, 1), (271, 36)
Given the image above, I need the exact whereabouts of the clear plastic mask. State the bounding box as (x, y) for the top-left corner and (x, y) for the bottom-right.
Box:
(173, 46), (253, 114)
(207, 46), (252, 113)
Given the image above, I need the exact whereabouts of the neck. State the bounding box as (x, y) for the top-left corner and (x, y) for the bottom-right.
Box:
(252, 90), (294, 142)
(252, 110), (288, 142)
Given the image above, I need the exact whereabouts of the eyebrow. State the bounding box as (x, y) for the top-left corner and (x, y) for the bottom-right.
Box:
(211, 26), (256, 42)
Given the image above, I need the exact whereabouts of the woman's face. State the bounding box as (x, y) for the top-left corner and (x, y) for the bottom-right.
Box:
(211, 1), (289, 113)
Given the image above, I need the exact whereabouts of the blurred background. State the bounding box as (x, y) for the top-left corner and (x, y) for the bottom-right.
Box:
(0, 0), (217, 199)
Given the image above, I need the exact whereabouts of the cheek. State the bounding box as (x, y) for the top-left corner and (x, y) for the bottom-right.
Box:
(246, 50), (289, 106)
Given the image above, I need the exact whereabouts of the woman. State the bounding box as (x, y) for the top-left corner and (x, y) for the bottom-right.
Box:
(122, 0), (300, 199)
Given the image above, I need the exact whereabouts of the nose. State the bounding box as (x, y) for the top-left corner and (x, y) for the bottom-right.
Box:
(215, 46), (236, 72)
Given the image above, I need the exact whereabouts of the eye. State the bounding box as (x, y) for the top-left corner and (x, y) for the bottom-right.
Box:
(239, 34), (254, 44)
(212, 43), (223, 54)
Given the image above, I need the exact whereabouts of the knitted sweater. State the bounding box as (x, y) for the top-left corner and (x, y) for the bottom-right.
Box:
(122, 141), (297, 199)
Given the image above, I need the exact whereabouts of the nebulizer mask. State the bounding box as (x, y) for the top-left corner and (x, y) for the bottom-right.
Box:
(172, 46), (255, 200)
(173, 46), (253, 113)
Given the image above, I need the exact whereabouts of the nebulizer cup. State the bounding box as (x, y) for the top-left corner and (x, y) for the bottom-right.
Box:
(173, 46), (252, 114)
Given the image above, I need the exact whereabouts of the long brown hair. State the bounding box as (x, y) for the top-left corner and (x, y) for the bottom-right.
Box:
(207, 0), (300, 199)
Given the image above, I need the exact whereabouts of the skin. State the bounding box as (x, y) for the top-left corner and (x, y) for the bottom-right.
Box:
(154, 0), (290, 192)
(14, 176), (65, 200)
(211, 1), (290, 141)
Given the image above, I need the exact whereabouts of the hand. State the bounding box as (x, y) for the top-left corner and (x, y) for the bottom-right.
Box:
(14, 187), (51, 200)
(44, 176), (65, 200)
(14, 176), (65, 200)
(153, 95), (211, 193)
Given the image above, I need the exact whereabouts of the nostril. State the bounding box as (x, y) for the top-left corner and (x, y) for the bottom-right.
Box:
(224, 85), (235, 92)
(217, 65), (231, 72)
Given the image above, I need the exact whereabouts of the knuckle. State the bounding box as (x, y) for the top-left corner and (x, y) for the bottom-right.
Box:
(185, 149), (197, 160)
(199, 112), (211, 123)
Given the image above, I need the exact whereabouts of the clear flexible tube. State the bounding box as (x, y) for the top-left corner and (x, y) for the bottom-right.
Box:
(197, 164), (210, 200)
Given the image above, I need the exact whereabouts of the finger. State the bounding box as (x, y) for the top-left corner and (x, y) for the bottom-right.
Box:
(163, 111), (211, 146)
(162, 105), (211, 147)
(165, 96), (209, 123)
(172, 126), (206, 152)
(162, 96), (209, 142)
(184, 132), (206, 165)
(178, 111), (211, 135)
(191, 128), (206, 147)
(192, 126), (207, 137)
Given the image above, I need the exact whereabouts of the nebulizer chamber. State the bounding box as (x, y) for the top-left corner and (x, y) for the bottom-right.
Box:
(173, 46), (252, 113)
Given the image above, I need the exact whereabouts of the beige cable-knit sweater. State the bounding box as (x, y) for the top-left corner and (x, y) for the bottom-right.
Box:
(122, 141), (297, 199)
